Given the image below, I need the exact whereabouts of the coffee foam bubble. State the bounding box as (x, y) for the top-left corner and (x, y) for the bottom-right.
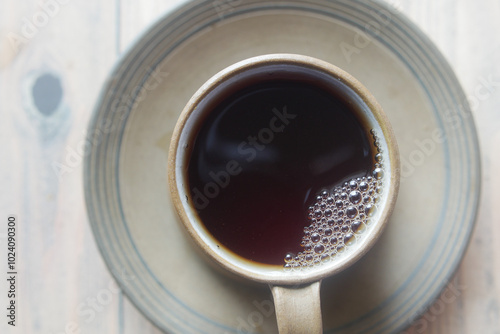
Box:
(284, 130), (384, 269)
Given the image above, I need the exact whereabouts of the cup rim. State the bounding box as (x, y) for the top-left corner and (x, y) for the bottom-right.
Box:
(168, 53), (400, 285)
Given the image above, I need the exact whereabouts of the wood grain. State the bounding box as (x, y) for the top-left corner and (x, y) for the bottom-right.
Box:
(0, 0), (498, 333)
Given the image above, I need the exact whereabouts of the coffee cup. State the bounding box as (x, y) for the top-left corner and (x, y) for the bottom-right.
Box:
(168, 54), (399, 333)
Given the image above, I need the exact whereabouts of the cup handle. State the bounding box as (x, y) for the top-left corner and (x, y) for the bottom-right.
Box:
(270, 281), (323, 334)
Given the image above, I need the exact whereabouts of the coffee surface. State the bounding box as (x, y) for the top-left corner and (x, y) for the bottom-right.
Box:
(187, 79), (374, 265)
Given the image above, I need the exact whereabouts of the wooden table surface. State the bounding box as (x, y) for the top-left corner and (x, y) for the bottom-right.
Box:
(1, 0), (498, 333)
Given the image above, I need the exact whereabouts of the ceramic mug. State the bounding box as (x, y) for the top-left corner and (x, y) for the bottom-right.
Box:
(168, 54), (400, 333)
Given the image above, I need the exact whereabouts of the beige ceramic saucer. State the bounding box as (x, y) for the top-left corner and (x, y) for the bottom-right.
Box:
(85, 1), (480, 333)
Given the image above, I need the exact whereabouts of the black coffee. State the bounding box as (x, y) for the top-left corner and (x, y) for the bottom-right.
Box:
(187, 75), (374, 266)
